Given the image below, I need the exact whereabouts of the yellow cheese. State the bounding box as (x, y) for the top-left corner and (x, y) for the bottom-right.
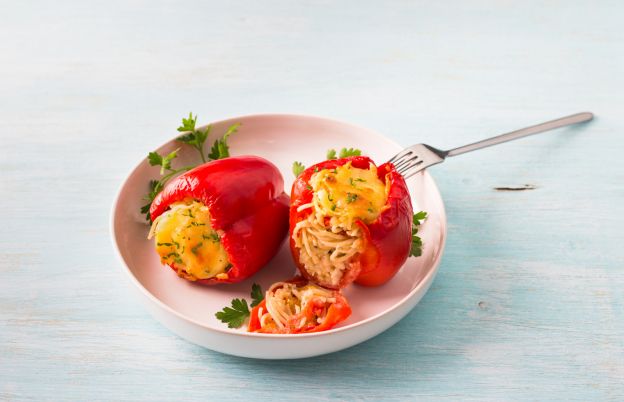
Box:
(309, 161), (389, 228)
(151, 200), (230, 280)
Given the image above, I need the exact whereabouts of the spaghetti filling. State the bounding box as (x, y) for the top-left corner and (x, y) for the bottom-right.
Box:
(260, 281), (338, 331)
(148, 199), (231, 281)
(293, 161), (390, 287)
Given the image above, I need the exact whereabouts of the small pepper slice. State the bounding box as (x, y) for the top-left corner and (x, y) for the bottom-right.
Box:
(149, 155), (290, 284)
(248, 277), (352, 334)
(290, 156), (413, 288)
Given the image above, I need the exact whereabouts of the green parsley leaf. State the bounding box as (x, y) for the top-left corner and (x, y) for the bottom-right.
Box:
(194, 127), (209, 149)
(140, 202), (152, 221)
(175, 132), (195, 144)
(160, 148), (179, 174)
(346, 192), (358, 203)
(326, 149), (337, 160)
(409, 211), (427, 257)
(292, 161), (305, 177)
(191, 242), (203, 255)
(140, 180), (164, 221)
(147, 179), (163, 200)
(339, 147), (362, 158)
(413, 211), (427, 226)
(250, 283), (264, 307)
(410, 235), (423, 257)
(215, 298), (250, 329)
(147, 151), (163, 167)
(208, 123), (239, 160)
(147, 149), (179, 174)
(177, 121), (211, 163)
(177, 112), (197, 132)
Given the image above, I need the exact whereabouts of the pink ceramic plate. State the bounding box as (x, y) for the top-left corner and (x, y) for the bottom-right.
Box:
(110, 114), (447, 359)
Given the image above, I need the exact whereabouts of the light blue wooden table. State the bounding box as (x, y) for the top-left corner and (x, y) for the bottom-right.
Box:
(2, 1), (623, 400)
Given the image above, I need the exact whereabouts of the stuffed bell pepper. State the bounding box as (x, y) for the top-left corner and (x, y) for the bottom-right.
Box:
(148, 155), (289, 284)
(248, 277), (351, 333)
(290, 156), (413, 288)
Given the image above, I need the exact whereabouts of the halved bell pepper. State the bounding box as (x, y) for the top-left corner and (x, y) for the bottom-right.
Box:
(290, 156), (413, 288)
(149, 155), (289, 284)
(248, 276), (352, 333)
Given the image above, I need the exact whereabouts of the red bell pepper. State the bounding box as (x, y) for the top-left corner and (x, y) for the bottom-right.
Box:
(248, 277), (352, 333)
(290, 156), (413, 288)
(149, 155), (289, 284)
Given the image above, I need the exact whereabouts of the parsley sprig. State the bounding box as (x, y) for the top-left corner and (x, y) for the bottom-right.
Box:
(329, 147), (361, 159)
(209, 123), (239, 160)
(292, 161), (306, 177)
(292, 147), (363, 177)
(215, 283), (264, 328)
(176, 113), (210, 163)
(140, 113), (240, 221)
(409, 211), (427, 257)
(215, 298), (250, 329)
(250, 283), (264, 307)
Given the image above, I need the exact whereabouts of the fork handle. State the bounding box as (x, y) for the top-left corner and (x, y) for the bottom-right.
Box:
(446, 112), (594, 157)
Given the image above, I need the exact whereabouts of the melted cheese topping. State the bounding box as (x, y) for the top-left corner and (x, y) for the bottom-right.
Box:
(309, 162), (389, 228)
(148, 200), (230, 280)
(292, 162), (389, 287)
(262, 282), (337, 331)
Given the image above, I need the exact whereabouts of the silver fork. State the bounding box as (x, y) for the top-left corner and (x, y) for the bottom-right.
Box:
(389, 112), (594, 179)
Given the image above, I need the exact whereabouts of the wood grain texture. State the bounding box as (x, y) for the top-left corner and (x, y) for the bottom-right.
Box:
(1, 0), (623, 400)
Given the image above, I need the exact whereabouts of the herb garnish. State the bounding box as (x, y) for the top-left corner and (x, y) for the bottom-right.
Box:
(215, 298), (250, 329)
(202, 232), (220, 243)
(326, 147), (361, 159)
(409, 211), (427, 257)
(291, 147), (363, 177)
(176, 113), (209, 163)
(346, 193), (358, 203)
(191, 242), (203, 255)
(339, 148), (361, 158)
(292, 161), (305, 177)
(250, 283), (264, 307)
(140, 113), (240, 221)
(215, 283), (264, 328)
(208, 123), (239, 160)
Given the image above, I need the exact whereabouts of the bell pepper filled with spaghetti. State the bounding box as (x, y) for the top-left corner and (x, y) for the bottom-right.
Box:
(248, 277), (352, 333)
(290, 155), (423, 288)
(148, 156), (289, 284)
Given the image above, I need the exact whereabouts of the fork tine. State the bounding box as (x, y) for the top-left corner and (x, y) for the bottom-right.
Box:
(387, 149), (413, 165)
(399, 160), (426, 178)
(389, 143), (447, 180)
(388, 152), (416, 170)
(393, 154), (420, 171)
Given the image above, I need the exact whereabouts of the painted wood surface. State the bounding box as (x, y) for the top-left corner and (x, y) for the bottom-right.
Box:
(1, 1), (623, 400)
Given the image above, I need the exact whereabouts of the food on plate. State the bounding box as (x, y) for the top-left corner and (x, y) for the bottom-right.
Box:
(148, 156), (290, 284)
(290, 155), (420, 288)
(247, 277), (351, 333)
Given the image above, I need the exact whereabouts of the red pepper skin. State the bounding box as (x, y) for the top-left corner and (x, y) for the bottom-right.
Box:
(248, 277), (352, 334)
(150, 156), (290, 284)
(289, 156), (413, 288)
